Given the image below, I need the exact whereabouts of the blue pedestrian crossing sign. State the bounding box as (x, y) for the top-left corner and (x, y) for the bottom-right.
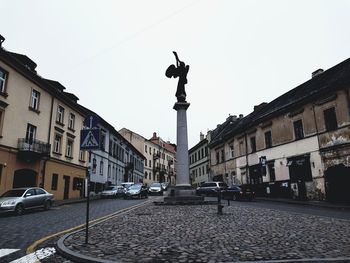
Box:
(80, 129), (100, 150)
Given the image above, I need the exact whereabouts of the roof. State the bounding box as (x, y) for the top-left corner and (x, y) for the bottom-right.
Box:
(209, 57), (350, 147)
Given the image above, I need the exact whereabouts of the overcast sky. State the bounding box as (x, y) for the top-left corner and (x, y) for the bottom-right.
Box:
(1, 0), (350, 148)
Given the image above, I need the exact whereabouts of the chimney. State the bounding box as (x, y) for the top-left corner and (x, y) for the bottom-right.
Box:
(0, 34), (5, 47)
(312, 69), (324, 78)
(232, 115), (237, 121)
(152, 132), (157, 139)
(254, 102), (267, 111)
(200, 132), (204, 141)
(239, 114), (244, 119)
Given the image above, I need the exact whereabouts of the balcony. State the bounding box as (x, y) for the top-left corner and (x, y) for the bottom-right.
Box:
(17, 138), (51, 161)
(153, 152), (161, 160)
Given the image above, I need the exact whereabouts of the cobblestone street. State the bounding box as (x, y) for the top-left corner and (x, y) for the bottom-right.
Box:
(61, 201), (350, 262)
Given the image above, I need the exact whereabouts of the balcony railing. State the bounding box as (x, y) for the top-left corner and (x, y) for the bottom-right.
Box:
(153, 153), (161, 160)
(18, 138), (51, 156)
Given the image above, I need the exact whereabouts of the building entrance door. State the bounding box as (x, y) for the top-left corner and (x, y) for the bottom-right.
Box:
(63, 176), (70, 200)
(13, 169), (37, 188)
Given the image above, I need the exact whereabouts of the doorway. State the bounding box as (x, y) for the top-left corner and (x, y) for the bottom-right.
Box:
(63, 175), (70, 200)
(13, 169), (37, 188)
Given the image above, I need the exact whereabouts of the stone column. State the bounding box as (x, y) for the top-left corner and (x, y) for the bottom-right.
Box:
(173, 102), (190, 187)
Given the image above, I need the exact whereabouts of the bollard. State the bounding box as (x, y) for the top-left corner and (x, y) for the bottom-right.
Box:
(217, 190), (223, 215)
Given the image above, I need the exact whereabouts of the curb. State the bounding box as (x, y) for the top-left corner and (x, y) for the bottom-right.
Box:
(56, 199), (156, 263)
(256, 198), (350, 210)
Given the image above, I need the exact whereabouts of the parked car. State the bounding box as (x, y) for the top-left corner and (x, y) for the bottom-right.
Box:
(0, 187), (54, 215)
(222, 185), (255, 201)
(121, 182), (134, 190)
(101, 185), (125, 198)
(161, 182), (169, 191)
(195, 182), (228, 197)
(124, 184), (148, 199)
(148, 182), (163, 195)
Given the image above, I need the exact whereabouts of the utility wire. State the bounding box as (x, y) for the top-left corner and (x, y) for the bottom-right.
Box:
(63, 0), (201, 75)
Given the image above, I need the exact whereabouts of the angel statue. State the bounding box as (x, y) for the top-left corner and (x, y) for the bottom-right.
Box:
(165, 51), (190, 102)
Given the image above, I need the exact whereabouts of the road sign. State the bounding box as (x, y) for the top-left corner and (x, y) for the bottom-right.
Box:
(83, 114), (99, 129)
(80, 129), (100, 150)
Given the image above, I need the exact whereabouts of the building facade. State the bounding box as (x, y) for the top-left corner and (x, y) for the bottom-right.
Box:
(88, 118), (145, 193)
(189, 132), (209, 187)
(0, 39), (88, 200)
(119, 129), (176, 186)
(0, 35), (144, 200)
(209, 60), (350, 201)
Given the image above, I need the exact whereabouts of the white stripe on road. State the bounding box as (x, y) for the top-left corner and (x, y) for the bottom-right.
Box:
(0, 249), (20, 258)
(10, 247), (56, 263)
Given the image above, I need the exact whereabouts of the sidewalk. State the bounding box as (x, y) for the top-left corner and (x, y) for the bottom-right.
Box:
(56, 197), (350, 263)
(255, 197), (350, 210)
(53, 195), (101, 207)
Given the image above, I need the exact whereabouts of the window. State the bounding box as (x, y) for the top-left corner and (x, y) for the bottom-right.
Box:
(100, 161), (104, 174)
(145, 171), (148, 179)
(79, 150), (85, 161)
(221, 149), (225, 162)
(230, 145), (234, 158)
(0, 68), (7, 93)
(239, 141), (244, 155)
(66, 139), (73, 158)
(68, 113), (75, 130)
(201, 148), (204, 159)
(30, 89), (40, 111)
(100, 132), (106, 151)
(51, 174), (58, 190)
(324, 107), (338, 131)
(293, 119), (304, 140)
(216, 151), (220, 164)
(54, 133), (62, 153)
(73, 177), (83, 190)
(36, 188), (45, 195)
(25, 124), (37, 144)
(92, 158), (97, 173)
(267, 162), (275, 182)
(265, 131), (272, 148)
(56, 105), (65, 124)
(250, 137), (256, 153)
(145, 145), (147, 153)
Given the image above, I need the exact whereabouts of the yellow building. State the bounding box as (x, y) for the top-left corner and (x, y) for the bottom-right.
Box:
(0, 36), (88, 200)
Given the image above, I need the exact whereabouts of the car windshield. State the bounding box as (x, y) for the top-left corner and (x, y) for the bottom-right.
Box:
(150, 183), (161, 187)
(105, 186), (116, 191)
(129, 184), (141, 190)
(1, 189), (26, 197)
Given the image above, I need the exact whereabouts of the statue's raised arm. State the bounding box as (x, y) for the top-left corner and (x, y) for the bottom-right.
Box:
(166, 52), (190, 102)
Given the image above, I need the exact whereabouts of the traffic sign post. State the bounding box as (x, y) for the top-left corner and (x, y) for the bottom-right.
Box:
(80, 115), (100, 244)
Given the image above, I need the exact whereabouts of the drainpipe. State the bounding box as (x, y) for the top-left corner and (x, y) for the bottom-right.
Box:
(41, 95), (54, 188)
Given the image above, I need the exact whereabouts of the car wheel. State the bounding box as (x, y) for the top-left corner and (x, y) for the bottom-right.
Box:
(15, 204), (24, 216)
(44, 200), (51, 210)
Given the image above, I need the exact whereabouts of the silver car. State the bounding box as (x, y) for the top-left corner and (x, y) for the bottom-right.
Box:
(100, 185), (125, 198)
(0, 187), (54, 215)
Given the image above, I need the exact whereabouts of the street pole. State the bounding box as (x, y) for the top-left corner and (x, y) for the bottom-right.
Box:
(85, 150), (91, 244)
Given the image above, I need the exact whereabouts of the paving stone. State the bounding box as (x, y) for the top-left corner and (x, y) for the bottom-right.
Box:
(59, 203), (350, 262)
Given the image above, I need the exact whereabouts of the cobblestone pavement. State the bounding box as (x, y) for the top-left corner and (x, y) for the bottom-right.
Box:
(61, 202), (350, 262)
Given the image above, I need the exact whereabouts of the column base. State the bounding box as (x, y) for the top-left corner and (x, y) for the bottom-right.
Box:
(163, 186), (205, 205)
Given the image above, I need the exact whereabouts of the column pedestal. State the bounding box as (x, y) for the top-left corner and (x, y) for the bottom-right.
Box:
(164, 101), (204, 204)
